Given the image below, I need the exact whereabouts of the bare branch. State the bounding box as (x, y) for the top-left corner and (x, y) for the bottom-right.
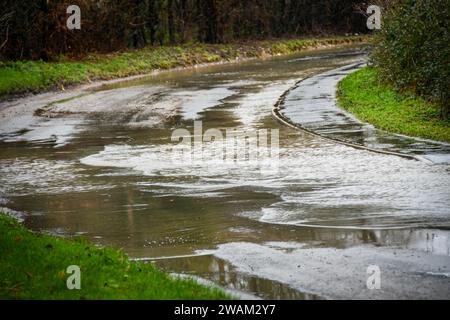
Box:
(0, 25), (9, 52)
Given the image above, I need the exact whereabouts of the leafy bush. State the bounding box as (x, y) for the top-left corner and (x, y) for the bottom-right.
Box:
(371, 0), (450, 118)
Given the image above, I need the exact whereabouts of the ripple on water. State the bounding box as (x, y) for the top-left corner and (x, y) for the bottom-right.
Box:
(0, 158), (112, 196)
(80, 137), (450, 230)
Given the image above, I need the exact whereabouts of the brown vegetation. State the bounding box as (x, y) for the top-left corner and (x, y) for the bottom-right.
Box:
(0, 0), (368, 60)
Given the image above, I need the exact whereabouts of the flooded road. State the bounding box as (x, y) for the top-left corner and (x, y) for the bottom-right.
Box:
(276, 63), (450, 163)
(1, 46), (449, 299)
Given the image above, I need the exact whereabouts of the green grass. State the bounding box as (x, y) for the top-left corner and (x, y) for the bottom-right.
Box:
(337, 67), (450, 143)
(0, 36), (368, 98)
(0, 214), (232, 300)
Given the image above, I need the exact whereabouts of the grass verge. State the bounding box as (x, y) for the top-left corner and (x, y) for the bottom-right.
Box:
(337, 67), (450, 143)
(0, 36), (368, 98)
(0, 213), (231, 300)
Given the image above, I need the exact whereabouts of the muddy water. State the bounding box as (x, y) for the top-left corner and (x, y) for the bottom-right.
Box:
(277, 63), (450, 163)
(1, 46), (449, 299)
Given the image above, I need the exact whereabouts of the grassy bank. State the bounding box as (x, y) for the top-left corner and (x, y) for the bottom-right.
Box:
(337, 67), (450, 143)
(0, 214), (231, 300)
(0, 36), (367, 98)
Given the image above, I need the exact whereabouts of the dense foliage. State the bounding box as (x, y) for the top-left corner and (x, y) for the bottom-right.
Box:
(0, 0), (367, 60)
(371, 0), (450, 118)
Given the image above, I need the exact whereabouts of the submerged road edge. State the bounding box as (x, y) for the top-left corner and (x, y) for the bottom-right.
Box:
(272, 64), (433, 164)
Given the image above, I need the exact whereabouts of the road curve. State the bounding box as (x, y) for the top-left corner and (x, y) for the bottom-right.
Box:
(273, 63), (450, 164)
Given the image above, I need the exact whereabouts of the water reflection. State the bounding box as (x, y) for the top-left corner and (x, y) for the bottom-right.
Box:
(407, 229), (450, 256)
(153, 254), (320, 300)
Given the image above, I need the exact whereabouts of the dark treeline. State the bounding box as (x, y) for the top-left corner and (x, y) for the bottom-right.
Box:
(0, 0), (367, 60)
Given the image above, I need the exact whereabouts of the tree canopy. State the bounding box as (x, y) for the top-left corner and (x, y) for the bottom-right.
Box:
(0, 0), (367, 60)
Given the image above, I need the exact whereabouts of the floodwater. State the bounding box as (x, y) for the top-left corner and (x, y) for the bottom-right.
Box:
(277, 63), (450, 163)
(1, 45), (449, 299)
